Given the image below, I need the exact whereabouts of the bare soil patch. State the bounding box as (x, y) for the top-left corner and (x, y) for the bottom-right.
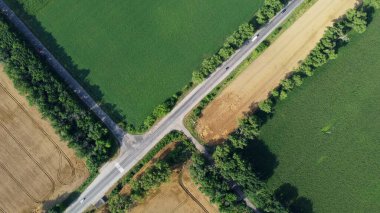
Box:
(0, 65), (88, 212)
(196, 0), (359, 143)
(130, 165), (218, 213)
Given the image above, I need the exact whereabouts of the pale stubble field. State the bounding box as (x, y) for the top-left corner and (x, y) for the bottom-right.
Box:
(0, 65), (88, 212)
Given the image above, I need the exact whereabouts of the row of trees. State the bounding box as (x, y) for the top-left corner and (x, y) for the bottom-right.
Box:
(192, 0), (289, 84)
(263, 3), (373, 106)
(256, 0), (288, 25)
(126, 0), (288, 134)
(0, 17), (116, 171)
(212, 131), (286, 212)
(190, 153), (252, 212)
(191, 23), (254, 84)
(125, 94), (180, 133)
(107, 134), (195, 213)
(191, 2), (378, 213)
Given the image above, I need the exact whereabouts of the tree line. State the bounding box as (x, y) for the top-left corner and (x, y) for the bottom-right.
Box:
(0, 16), (116, 171)
(191, 1), (378, 213)
(190, 153), (252, 212)
(192, 0), (289, 84)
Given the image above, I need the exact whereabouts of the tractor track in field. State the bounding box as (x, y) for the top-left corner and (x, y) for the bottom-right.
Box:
(0, 82), (76, 185)
(0, 122), (55, 202)
(178, 166), (209, 213)
(0, 162), (44, 204)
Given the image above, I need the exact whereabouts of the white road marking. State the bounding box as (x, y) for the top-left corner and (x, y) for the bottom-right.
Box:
(115, 162), (124, 173)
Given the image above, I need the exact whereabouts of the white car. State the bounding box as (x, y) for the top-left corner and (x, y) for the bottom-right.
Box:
(80, 197), (86, 204)
(251, 34), (260, 42)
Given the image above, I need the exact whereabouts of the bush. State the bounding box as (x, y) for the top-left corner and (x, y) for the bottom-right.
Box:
(255, 0), (286, 25)
(190, 153), (251, 213)
(258, 99), (273, 113)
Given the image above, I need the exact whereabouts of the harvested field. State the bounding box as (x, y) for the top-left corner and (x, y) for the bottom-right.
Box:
(196, 0), (359, 143)
(130, 165), (218, 213)
(0, 65), (88, 212)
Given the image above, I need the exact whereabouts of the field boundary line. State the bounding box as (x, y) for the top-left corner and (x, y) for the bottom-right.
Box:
(0, 82), (75, 185)
(0, 121), (55, 201)
(170, 197), (188, 213)
(178, 165), (209, 213)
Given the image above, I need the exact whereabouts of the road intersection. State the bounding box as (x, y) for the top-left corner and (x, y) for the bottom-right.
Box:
(0, 0), (304, 212)
(67, 1), (304, 212)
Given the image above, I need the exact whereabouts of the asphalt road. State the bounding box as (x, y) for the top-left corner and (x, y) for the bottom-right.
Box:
(66, 0), (304, 212)
(0, 0), (304, 212)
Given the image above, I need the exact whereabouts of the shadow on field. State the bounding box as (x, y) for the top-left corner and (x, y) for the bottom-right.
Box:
(241, 100), (314, 212)
(5, 0), (127, 125)
(242, 138), (278, 180)
(42, 192), (70, 211)
(274, 183), (313, 213)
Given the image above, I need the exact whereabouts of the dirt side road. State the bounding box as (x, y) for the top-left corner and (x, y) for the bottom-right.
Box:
(196, 0), (359, 143)
(0, 65), (88, 212)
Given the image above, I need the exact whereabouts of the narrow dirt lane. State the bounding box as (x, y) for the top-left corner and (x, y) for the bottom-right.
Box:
(197, 0), (359, 142)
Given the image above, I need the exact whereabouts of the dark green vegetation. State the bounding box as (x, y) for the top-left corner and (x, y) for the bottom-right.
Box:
(260, 5), (380, 213)
(190, 1), (378, 212)
(6, 0), (265, 128)
(190, 154), (251, 212)
(106, 131), (195, 213)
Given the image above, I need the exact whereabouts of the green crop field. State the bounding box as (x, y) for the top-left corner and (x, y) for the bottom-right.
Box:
(6, 0), (264, 125)
(258, 12), (380, 212)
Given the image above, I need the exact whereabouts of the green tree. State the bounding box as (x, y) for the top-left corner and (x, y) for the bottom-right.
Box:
(258, 99), (273, 113)
(192, 70), (204, 84)
(279, 91), (288, 100)
(364, 0), (380, 9)
(256, 0), (284, 24)
(345, 9), (367, 33)
(292, 75), (303, 87)
(108, 194), (131, 213)
(238, 116), (260, 140)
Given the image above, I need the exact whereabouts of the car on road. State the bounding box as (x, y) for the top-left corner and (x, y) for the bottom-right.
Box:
(251, 34), (260, 42)
(80, 197), (86, 204)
